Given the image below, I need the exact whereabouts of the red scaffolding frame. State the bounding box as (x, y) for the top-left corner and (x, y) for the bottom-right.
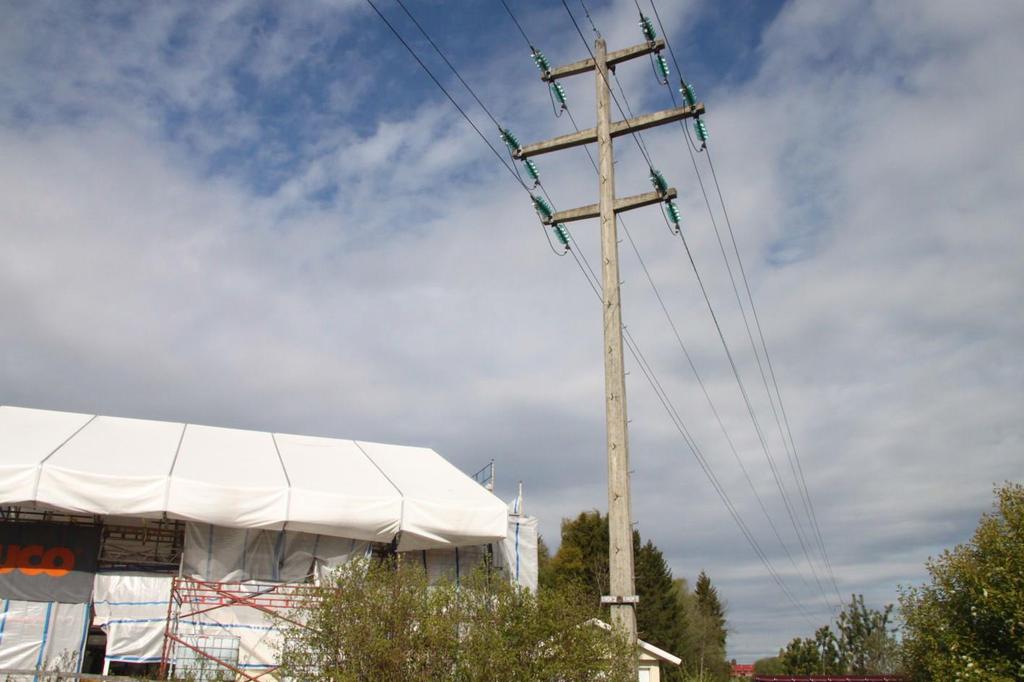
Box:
(158, 576), (322, 681)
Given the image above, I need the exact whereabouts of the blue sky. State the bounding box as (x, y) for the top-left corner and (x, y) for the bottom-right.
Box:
(2, 0), (1022, 662)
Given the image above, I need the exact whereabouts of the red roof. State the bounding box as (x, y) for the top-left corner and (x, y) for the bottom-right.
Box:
(753, 677), (902, 682)
(733, 664), (755, 673)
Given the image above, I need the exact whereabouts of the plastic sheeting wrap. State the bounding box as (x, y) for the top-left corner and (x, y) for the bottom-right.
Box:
(92, 573), (312, 674)
(417, 513), (538, 591)
(171, 588), (284, 675)
(92, 574), (172, 665)
(182, 524), (371, 583)
(494, 515), (539, 592)
(419, 545), (487, 585)
(0, 599), (90, 675)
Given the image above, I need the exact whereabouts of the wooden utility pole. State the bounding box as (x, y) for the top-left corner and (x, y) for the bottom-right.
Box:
(516, 37), (705, 652)
(594, 35), (636, 644)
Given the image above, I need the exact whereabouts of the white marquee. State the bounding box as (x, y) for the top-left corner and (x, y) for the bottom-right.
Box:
(0, 405), (507, 551)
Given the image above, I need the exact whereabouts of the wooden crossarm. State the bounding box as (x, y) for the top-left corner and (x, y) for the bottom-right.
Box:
(542, 188), (677, 225)
(516, 104), (704, 158)
(542, 40), (666, 81)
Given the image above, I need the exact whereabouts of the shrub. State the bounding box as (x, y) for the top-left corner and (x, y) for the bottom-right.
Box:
(278, 555), (633, 681)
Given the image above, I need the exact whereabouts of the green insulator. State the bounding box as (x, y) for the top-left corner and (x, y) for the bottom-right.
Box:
(523, 158), (540, 182)
(666, 201), (681, 222)
(682, 81), (697, 108)
(640, 15), (657, 42)
(499, 127), (521, 153)
(656, 55), (670, 81)
(553, 223), (571, 247)
(695, 119), (709, 142)
(531, 48), (551, 74)
(551, 81), (567, 107)
(532, 195), (554, 220)
(649, 168), (668, 194)
(666, 200), (681, 226)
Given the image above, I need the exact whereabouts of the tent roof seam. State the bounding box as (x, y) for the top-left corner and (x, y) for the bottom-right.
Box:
(163, 422), (189, 510)
(32, 413), (97, 500)
(270, 432), (292, 531)
(353, 440), (405, 539)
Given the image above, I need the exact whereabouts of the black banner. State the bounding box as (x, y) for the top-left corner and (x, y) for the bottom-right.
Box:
(0, 522), (100, 602)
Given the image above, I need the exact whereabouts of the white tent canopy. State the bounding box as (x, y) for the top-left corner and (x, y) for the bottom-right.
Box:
(0, 406), (507, 551)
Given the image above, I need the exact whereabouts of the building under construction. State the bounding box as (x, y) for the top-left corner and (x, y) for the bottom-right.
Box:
(0, 405), (537, 679)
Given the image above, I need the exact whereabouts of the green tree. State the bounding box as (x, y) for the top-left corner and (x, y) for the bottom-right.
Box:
(693, 571), (726, 647)
(279, 556), (633, 681)
(542, 511), (609, 597)
(690, 571), (730, 680)
(835, 594), (898, 673)
(899, 482), (1024, 681)
(668, 578), (698, 678)
(537, 533), (551, 579)
(635, 541), (689, 681)
(781, 636), (822, 673)
(773, 595), (895, 675)
(813, 625), (843, 672)
(754, 655), (785, 674)
(542, 511), (720, 678)
(636, 540), (687, 654)
(779, 626), (842, 674)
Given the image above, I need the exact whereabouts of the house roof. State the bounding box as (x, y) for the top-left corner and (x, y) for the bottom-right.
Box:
(589, 619), (682, 666)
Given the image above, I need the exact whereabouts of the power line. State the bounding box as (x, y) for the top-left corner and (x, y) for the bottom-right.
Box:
(638, 3), (823, 589)
(645, 0), (844, 606)
(621, 221), (818, 597)
(379, 0), (831, 620)
(559, 0), (836, 610)
(558, 0), (656, 170)
(392, 0), (502, 131)
(578, 0), (602, 38)
(675, 223), (834, 609)
(560, 73), (818, 601)
(644, 0), (686, 83)
(707, 144), (844, 605)
(641, 7), (830, 589)
(497, 0), (533, 48)
(646, 0), (842, 601)
(621, 330), (818, 625)
(366, 0), (569, 257)
(363, 0), (524, 191)
(562, 213), (817, 626)
(629, 0), (834, 603)
(532, 0), (826, 616)
(501, 0), (825, 618)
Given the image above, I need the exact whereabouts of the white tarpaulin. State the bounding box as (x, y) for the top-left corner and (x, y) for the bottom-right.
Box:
(495, 514), (539, 592)
(181, 524), (371, 583)
(92, 574), (173, 666)
(416, 511), (538, 591)
(93, 573), (290, 673)
(419, 545), (487, 585)
(171, 585), (286, 674)
(0, 406), (507, 550)
(0, 599), (90, 675)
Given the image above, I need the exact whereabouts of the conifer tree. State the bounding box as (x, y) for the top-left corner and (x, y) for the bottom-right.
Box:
(543, 510), (608, 597)
(541, 511), (730, 678)
(635, 540), (687, 659)
(694, 570), (726, 647)
(690, 570), (730, 679)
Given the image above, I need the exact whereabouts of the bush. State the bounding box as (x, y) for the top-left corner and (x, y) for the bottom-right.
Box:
(899, 483), (1024, 680)
(278, 555), (634, 681)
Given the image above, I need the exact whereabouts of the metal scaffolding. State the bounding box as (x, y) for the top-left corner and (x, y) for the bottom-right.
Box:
(159, 576), (321, 681)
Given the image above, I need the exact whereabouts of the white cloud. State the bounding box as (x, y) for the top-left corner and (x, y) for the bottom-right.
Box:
(1, 0), (1021, 662)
